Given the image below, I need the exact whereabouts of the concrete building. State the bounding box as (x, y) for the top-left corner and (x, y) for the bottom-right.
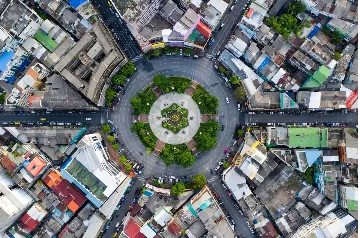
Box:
(326, 18), (358, 42)
(0, 0), (42, 42)
(173, 9), (200, 40)
(6, 62), (50, 108)
(338, 185), (358, 219)
(289, 50), (319, 75)
(54, 22), (127, 106)
(332, 44), (356, 83)
(296, 91), (347, 110)
(18, 202), (48, 234)
(202, 0), (228, 29)
(0, 173), (34, 233)
(61, 133), (129, 208)
(300, 38), (333, 65)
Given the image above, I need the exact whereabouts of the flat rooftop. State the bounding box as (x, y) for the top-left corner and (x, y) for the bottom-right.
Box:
(288, 128), (328, 148)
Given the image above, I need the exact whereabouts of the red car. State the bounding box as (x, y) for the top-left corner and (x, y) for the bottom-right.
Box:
(223, 148), (229, 154)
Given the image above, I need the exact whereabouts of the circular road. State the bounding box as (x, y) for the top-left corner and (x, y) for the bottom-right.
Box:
(110, 56), (239, 179)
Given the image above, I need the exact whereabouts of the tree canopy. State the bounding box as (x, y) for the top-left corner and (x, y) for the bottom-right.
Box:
(119, 155), (127, 164)
(125, 163), (133, 171)
(107, 135), (115, 143)
(112, 144), (119, 150)
(230, 75), (240, 85)
(192, 85), (219, 114)
(160, 144), (195, 167)
(112, 74), (127, 85)
(333, 52), (342, 60)
(234, 87), (246, 101)
(237, 129), (244, 137)
(287, 1), (306, 15)
(101, 124), (111, 134)
(120, 62), (136, 76)
(105, 88), (118, 106)
(193, 119), (220, 152)
(0, 92), (6, 104)
(191, 174), (206, 190)
(171, 182), (185, 196)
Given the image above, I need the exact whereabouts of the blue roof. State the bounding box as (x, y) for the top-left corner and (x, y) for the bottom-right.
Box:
(6, 75), (16, 84)
(257, 56), (271, 71)
(0, 50), (15, 73)
(68, 0), (87, 8)
(304, 150), (322, 167)
(308, 25), (321, 39)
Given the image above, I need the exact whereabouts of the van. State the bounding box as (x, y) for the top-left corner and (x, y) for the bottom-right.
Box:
(237, 104), (241, 110)
(86, 118), (92, 121)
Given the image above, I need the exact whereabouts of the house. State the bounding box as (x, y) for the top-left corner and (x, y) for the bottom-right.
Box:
(202, 0), (228, 29)
(301, 66), (331, 89)
(19, 203), (48, 233)
(338, 185), (357, 219)
(326, 18), (358, 42)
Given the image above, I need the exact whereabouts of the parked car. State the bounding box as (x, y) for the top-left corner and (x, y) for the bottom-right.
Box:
(225, 97), (229, 103)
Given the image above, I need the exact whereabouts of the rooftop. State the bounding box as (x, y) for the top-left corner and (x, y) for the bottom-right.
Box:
(288, 128), (328, 148)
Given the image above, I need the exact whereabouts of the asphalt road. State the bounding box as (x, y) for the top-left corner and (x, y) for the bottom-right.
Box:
(208, 179), (253, 237)
(247, 111), (358, 126)
(103, 179), (143, 238)
(207, 0), (248, 56)
(110, 56), (239, 179)
(91, 0), (143, 60)
(0, 111), (103, 127)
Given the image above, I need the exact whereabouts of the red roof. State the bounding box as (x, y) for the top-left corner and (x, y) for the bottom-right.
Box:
(26, 156), (46, 177)
(196, 21), (211, 39)
(346, 91), (358, 109)
(20, 213), (40, 232)
(124, 218), (145, 238)
(167, 221), (182, 236)
(247, 8), (254, 17)
(43, 171), (86, 212)
(0, 156), (17, 172)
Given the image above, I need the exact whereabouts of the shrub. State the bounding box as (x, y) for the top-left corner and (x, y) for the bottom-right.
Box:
(192, 85), (219, 114)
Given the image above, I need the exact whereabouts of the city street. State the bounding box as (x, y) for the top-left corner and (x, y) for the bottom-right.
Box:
(103, 179), (143, 238)
(90, 0), (143, 60)
(207, 0), (248, 56)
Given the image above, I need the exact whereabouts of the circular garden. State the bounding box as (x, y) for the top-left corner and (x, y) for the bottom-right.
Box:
(130, 75), (220, 167)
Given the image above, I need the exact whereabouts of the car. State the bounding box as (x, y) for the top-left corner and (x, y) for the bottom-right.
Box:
(86, 118), (92, 121)
(113, 232), (118, 238)
(237, 104), (241, 110)
(210, 169), (214, 174)
(40, 118), (46, 121)
(76, 122), (82, 126)
(221, 125), (225, 131)
(215, 165), (220, 171)
(220, 23), (224, 28)
(219, 161), (223, 165)
(230, 5), (234, 10)
(225, 97), (229, 103)
(223, 148), (229, 154)
(246, 221), (250, 227)
(179, 49), (183, 56)
(222, 183), (226, 189)
(14, 121), (20, 125)
(217, 51), (221, 56)
(228, 191), (232, 196)
(234, 204), (239, 209)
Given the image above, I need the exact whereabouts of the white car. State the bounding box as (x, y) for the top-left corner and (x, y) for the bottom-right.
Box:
(225, 97), (229, 103)
(230, 5), (234, 10)
(108, 120), (114, 124)
(237, 104), (241, 110)
(86, 118), (92, 121)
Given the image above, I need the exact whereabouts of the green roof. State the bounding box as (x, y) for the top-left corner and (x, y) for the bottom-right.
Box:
(301, 66), (331, 89)
(65, 158), (107, 201)
(288, 128), (328, 148)
(347, 200), (358, 211)
(34, 30), (58, 52)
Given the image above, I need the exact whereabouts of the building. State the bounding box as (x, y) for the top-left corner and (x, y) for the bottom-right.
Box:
(333, 44), (356, 83)
(6, 62), (50, 108)
(29, 74), (97, 111)
(300, 38), (333, 65)
(326, 18), (358, 42)
(289, 50), (319, 75)
(61, 133), (128, 208)
(54, 22), (127, 106)
(0, 0), (42, 42)
(173, 9), (200, 41)
(296, 91), (347, 110)
(43, 169), (87, 213)
(266, 127), (328, 149)
(301, 66), (331, 89)
(291, 211), (356, 238)
(0, 173), (34, 233)
(202, 0), (228, 29)
(18, 203), (48, 234)
(338, 185), (358, 219)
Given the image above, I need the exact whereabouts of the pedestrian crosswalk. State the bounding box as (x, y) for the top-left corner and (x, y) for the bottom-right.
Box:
(132, 54), (143, 62)
(207, 176), (218, 183)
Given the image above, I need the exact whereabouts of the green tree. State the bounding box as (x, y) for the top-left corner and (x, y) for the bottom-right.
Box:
(178, 150), (195, 167)
(112, 144), (119, 150)
(171, 182), (185, 196)
(107, 135), (116, 143)
(223, 162), (229, 169)
(105, 88), (117, 105)
(219, 66), (226, 74)
(237, 129), (244, 137)
(333, 52), (342, 60)
(119, 155), (127, 164)
(287, 1), (306, 15)
(234, 87), (246, 101)
(0, 92), (6, 104)
(154, 48), (161, 57)
(302, 165), (315, 185)
(196, 133), (217, 151)
(101, 124), (111, 134)
(112, 74), (127, 85)
(153, 74), (167, 88)
(191, 174), (206, 190)
(230, 75), (240, 85)
(120, 62), (136, 76)
(332, 31), (343, 44)
(130, 96), (142, 113)
(125, 163), (133, 171)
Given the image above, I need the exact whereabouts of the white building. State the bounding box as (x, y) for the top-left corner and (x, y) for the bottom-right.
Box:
(0, 173), (34, 233)
(61, 133), (129, 208)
